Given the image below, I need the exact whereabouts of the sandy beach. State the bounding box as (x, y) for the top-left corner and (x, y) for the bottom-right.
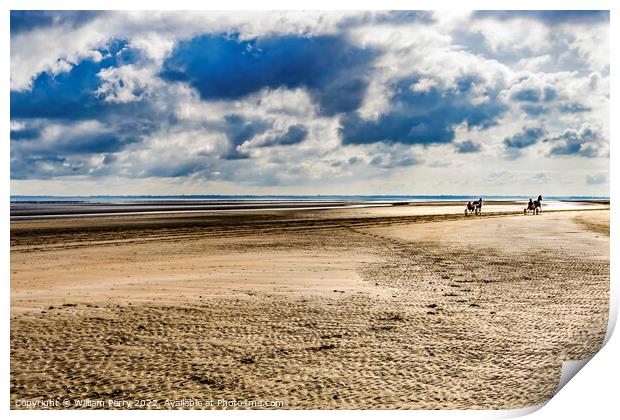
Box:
(10, 202), (610, 409)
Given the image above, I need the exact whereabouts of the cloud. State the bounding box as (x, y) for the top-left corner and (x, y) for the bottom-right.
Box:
(10, 150), (121, 180)
(11, 156), (69, 180)
(586, 173), (608, 185)
(506, 74), (559, 104)
(473, 11), (609, 26)
(545, 123), (606, 157)
(10, 39), (138, 119)
(258, 124), (309, 147)
(510, 86), (556, 103)
(10, 126), (41, 140)
(8, 11), (610, 195)
(10, 37), (167, 179)
(558, 103), (592, 113)
(505, 71), (606, 118)
(504, 127), (546, 149)
(10, 94), (158, 180)
(369, 153), (420, 169)
(161, 33), (376, 116)
(221, 114), (271, 159)
(465, 11), (609, 77)
(502, 126), (547, 160)
(96, 65), (161, 103)
(520, 104), (549, 116)
(10, 119), (146, 161)
(454, 139), (482, 153)
(340, 76), (507, 146)
(339, 10), (434, 26)
(140, 158), (210, 178)
(10, 11), (100, 36)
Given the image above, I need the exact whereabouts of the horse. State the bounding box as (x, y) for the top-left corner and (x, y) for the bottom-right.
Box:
(465, 199), (482, 215)
(537, 195), (543, 213)
(524, 200), (541, 215)
(465, 201), (475, 215)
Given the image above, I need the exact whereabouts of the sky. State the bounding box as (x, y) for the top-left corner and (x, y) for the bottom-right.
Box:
(9, 10), (610, 196)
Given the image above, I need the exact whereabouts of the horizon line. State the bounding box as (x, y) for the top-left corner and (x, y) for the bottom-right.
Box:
(10, 194), (610, 199)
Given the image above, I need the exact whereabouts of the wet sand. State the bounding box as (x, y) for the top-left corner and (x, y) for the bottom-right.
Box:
(10, 203), (610, 409)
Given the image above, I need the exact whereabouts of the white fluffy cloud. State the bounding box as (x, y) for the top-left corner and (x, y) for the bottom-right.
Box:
(96, 65), (162, 103)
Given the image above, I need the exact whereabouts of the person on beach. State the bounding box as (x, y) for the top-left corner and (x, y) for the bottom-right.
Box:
(528, 198), (533, 210)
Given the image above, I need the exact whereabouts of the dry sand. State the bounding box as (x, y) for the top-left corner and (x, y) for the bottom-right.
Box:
(10, 204), (610, 409)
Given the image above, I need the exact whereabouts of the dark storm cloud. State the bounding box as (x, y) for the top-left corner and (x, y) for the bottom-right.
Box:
(10, 10), (101, 36)
(473, 10), (609, 25)
(340, 76), (507, 146)
(259, 124), (309, 147)
(503, 127), (546, 149)
(161, 33), (377, 116)
(455, 139), (482, 154)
